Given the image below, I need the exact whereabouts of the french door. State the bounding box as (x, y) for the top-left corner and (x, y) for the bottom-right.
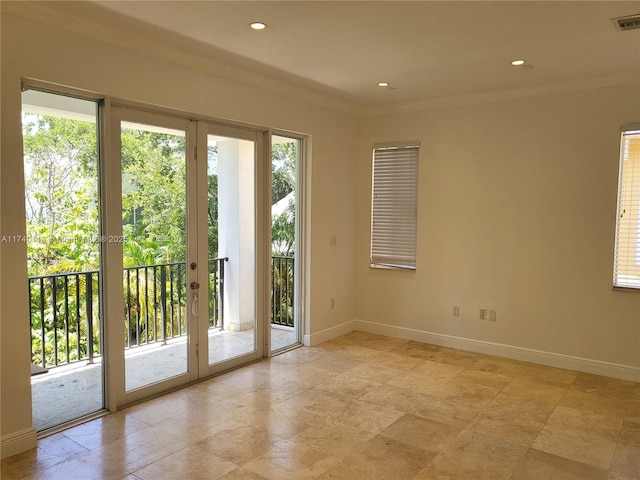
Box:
(110, 108), (266, 404)
(195, 122), (266, 377)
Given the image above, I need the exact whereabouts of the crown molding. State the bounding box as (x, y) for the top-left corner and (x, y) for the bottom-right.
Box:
(2, 1), (365, 116)
(361, 73), (640, 116)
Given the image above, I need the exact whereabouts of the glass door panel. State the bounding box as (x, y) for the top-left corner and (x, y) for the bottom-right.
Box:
(118, 117), (191, 393)
(206, 133), (256, 365)
(22, 89), (105, 431)
(271, 135), (301, 352)
(196, 122), (264, 377)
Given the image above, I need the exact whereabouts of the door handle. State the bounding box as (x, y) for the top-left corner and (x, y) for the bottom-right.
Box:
(190, 282), (200, 290)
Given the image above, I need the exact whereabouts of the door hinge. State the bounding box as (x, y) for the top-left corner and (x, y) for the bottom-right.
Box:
(194, 146), (197, 161)
(195, 343), (199, 357)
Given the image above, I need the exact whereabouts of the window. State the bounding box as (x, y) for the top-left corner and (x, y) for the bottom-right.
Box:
(370, 141), (420, 269)
(614, 125), (640, 289)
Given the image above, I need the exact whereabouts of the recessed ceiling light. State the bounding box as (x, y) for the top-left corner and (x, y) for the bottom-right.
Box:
(511, 59), (526, 66)
(250, 22), (267, 30)
(377, 82), (390, 87)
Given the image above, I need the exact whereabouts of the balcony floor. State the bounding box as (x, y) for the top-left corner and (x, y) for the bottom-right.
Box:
(32, 326), (297, 431)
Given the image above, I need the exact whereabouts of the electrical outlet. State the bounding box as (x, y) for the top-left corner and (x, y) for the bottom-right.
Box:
(489, 309), (496, 321)
(479, 308), (487, 320)
(330, 299), (335, 309)
(453, 305), (460, 317)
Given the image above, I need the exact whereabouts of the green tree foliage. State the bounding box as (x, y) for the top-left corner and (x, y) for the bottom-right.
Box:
(272, 142), (296, 204)
(271, 142), (296, 256)
(23, 114), (100, 275)
(120, 127), (187, 266)
(207, 145), (219, 259)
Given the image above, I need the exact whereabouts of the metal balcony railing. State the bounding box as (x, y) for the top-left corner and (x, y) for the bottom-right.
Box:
(29, 256), (293, 369)
(28, 270), (100, 368)
(271, 256), (295, 327)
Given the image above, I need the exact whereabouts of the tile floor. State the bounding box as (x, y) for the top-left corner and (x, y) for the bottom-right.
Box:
(2, 331), (639, 480)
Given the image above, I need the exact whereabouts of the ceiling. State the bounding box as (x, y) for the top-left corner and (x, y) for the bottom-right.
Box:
(10, 1), (640, 113)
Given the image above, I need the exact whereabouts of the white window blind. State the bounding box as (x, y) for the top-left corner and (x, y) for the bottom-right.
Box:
(614, 125), (640, 289)
(370, 141), (419, 269)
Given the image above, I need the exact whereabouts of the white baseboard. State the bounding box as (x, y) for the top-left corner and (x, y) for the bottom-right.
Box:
(1, 427), (37, 459)
(304, 320), (356, 347)
(308, 319), (640, 382)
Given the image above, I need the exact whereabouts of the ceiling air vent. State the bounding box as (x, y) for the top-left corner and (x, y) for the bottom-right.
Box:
(613, 14), (640, 31)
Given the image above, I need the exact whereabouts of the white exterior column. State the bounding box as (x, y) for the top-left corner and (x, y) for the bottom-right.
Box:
(218, 139), (255, 331)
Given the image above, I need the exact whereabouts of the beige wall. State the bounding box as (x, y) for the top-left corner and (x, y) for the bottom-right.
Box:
(0, 12), (358, 454)
(356, 85), (640, 368)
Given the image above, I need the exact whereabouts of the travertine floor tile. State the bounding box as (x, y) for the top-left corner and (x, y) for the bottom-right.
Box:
(610, 443), (640, 479)
(324, 399), (405, 433)
(469, 356), (544, 378)
(468, 391), (554, 447)
(197, 425), (276, 465)
(2, 449), (130, 480)
(415, 429), (528, 480)
(213, 365), (280, 391)
(317, 434), (434, 480)
(61, 412), (149, 450)
(455, 368), (514, 390)
(289, 421), (376, 458)
(402, 376), (501, 408)
(133, 445), (237, 480)
(573, 373), (638, 397)
(193, 377), (250, 406)
(560, 388), (630, 417)
(267, 363), (340, 389)
(124, 390), (197, 426)
(275, 388), (350, 420)
(390, 341), (442, 360)
(360, 350), (423, 371)
(620, 419), (640, 448)
(303, 352), (365, 373)
(502, 377), (569, 404)
(234, 378), (309, 406)
(393, 342), (480, 367)
(532, 405), (622, 469)
(228, 405), (320, 441)
(607, 470), (638, 480)
(360, 383), (480, 428)
(391, 359), (466, 385)
(336, 331), (410, 352)
(380, 414), (460, 454)
(348, 360), (414, 384)
(93, 425), (187, 473)
(313, 372), (382, 401)
(218, 468), (270, 480)
(510, 449), (608, 480)
(243, 439), (340, 480)
(316, 341), (381, 362)
(151, 407), (245, 444)
(0, 434), (88, 480)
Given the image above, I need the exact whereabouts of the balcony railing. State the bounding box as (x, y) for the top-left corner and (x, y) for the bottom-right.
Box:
(29, 256), (293, 369)
(29, 270), (100, 368)
(271, 256), (295, 327)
